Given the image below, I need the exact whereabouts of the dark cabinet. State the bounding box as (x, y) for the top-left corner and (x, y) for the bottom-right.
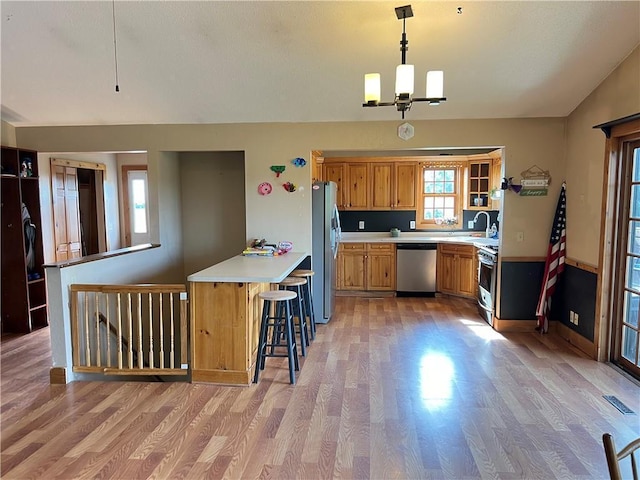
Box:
(1, 146), (48, 333)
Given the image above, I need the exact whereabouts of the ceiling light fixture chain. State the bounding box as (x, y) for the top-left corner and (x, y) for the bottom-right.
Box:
(362, 4), (446, 119)
(112, 0), (120, 92)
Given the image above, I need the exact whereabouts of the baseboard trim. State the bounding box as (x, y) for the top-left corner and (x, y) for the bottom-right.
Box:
(492, 318), (539, 332)
(555, 322), (597, 359)
(50, 367), (67, 384)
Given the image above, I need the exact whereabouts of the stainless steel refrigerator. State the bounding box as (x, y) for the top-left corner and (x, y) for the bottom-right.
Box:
(312, 181), (341, 324)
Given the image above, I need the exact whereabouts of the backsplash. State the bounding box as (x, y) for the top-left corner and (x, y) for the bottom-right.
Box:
(340, 210), (500, 233)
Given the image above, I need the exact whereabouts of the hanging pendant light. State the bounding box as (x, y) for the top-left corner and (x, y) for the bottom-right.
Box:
(362, 5), (446, 118)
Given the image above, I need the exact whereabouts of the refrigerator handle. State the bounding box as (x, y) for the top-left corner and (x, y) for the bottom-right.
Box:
(331, 204), (341, 259)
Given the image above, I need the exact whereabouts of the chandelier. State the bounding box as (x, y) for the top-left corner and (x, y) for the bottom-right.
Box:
(362, 5), (446, 119)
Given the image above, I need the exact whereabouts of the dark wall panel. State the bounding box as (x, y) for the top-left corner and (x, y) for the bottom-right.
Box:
(552, 264), (597, 342)
(499, 260), (597, 342)
(499, 261), (545, 319)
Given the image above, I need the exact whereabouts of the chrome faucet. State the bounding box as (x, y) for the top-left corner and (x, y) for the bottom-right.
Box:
(473, 211), (492, 237)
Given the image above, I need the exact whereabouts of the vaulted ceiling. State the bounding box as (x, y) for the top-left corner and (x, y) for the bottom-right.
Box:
(1, 1), (639, 127)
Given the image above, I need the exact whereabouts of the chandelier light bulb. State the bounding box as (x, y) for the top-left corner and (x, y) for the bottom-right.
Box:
(364, 73), (381, 103)
(395, 64), (414, 96)
(426, 70), (444, 99)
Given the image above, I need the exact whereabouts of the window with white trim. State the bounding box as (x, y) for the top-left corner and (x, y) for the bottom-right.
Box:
(418, 164), (462, 227)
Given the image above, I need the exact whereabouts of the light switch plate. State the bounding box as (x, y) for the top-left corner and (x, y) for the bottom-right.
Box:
(358, 220), (365, 229)
(410, 220), (416, 229)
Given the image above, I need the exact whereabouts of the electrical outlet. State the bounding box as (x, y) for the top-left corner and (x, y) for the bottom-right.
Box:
(574, 313), (579, 325)
(569, 311), (575, 324)
(468, 220), (474, 229)
(516, 231), (524, 242)
(410, 220), (416, 229)
(358, 220), (365, 230)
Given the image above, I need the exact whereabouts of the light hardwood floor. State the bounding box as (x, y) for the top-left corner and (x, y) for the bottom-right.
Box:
(2, 296), (639, 479)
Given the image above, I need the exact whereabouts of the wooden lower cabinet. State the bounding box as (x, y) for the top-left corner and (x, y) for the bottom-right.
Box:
(190, 281), (269, 385)
(338, 243), (396, 291)
(436, 243), (477, 298)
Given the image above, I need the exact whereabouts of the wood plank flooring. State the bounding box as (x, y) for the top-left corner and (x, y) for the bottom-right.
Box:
(2, 295), (639, 479)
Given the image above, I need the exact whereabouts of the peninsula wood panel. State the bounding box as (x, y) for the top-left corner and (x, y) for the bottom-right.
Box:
(190, 281), (268, 384)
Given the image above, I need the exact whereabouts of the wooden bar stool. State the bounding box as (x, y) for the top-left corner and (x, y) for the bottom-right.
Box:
(290, 269), (316, 340)
(253, 290), (299, 384)
(278, 276), (309, 356)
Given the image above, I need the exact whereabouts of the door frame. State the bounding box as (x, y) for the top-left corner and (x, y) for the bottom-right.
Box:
(121, 165), (148, 247)
(50, 158), (108, 259)
(596, 115), (640, 363)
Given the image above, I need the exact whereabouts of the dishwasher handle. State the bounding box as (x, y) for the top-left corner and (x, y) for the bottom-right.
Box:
(396, 243), (437, 250)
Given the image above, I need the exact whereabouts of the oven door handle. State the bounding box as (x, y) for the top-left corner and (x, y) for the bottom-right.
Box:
(478, 256), (495, 266)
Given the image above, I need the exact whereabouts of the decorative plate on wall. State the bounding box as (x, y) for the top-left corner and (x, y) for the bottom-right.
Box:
(258, 182), (272, 195)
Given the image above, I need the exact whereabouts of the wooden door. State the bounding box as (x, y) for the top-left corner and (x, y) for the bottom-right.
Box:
(395, 163), (417, 209)
(370, 163), (393, 210)
(346, 163), (368, 210)
(52, 165), (82, 261)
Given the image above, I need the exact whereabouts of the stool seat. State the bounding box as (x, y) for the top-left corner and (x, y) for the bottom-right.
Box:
(291, 269), (314, 277)
(279, 277), (307, 287)
(254, 289), (299, 384)
(259, 290), (296, 302)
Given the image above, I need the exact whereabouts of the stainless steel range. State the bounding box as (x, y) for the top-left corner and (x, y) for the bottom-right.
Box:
(477, 245), (498, 326)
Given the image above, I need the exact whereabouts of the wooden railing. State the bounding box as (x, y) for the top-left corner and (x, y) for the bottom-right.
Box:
(69, 284), (188, 376)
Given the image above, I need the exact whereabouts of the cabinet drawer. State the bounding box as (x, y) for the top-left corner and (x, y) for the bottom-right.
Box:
(438, 243), (475, 255)
(340, 243), (365, 251)
(367, 243), (394, 253)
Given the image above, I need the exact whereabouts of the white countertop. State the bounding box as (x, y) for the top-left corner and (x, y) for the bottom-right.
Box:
(340, 232), (499, 248)
(188, 251), (308, 283)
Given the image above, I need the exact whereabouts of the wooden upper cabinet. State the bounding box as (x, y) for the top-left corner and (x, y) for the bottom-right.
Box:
(368, 162), (416, 210)
(468, 160), (492, 210)
(370, 163), (393, 210)
(394, 162), (417, 209)
(322, 162), (346, 209)
(345, 163), (369, 210)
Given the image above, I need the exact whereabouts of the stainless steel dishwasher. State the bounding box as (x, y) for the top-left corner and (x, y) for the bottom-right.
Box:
(396, 243), (437, 296)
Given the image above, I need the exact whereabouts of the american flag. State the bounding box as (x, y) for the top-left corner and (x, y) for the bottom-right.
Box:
(536, 183), (567, 333)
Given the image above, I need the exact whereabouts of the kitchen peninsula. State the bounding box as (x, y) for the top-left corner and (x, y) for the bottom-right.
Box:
(188, 251), (307, 385)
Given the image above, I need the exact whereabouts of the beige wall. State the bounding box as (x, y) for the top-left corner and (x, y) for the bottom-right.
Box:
(565, 46), (640, 266)
(179, 151), (246, 276)
(16, 118), (567, 261)
(1, 120), (16, 147)
(12, 46), (639, 273)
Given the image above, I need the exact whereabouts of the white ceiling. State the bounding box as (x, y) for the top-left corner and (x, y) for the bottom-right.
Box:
(1, 1), (639, 127)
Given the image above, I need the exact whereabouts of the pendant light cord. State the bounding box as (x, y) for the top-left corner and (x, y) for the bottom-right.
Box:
(112, 0), (120, 92)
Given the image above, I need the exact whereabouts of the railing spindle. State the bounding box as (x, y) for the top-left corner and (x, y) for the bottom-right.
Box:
(127, 293), (133, 369)
(137, 293), (143, 369)
(105, 294), (111, 368)
(117, 293), (123, 369)
(159, 293), (165, 369)
(84, 291), (91, 366)
(148, 292), (154, 369)
(95, 291), (101, 367)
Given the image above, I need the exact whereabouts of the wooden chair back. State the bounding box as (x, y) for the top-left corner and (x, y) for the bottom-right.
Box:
(603, 433), (640, 480)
